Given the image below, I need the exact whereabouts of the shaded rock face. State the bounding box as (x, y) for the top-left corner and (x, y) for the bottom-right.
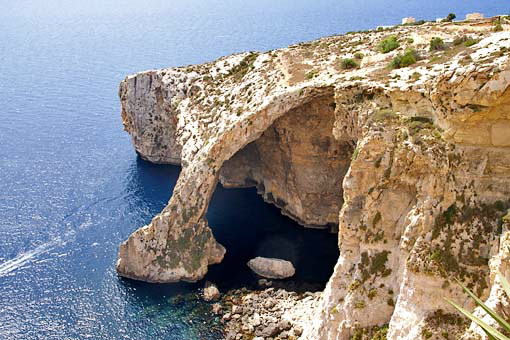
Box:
(117, 20), (510, 339)
(220, 95), (353, 228)
(247, 257), (296, 279)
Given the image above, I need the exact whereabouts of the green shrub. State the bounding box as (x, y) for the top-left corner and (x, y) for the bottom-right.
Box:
(429, 37), (445, 51)
(305, 69), (319, 79)
(378, 36), (399, 53)
(354, 52), (364, 60)
(407, 37), (414, 44)
(340, 58), (359, 69)
(494, 21), (504, 32)
(445, 13), (456, 22)
(453, 35), (467, 46)
(228, 52), (259, 80)
(464, 38), (480, 47)
(389, 49), (418, 69)
(354, 300), (366, 309)
(372, 108), (398, 122)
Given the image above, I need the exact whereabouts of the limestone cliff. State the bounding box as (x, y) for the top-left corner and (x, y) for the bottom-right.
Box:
(117, 18), (510, 339)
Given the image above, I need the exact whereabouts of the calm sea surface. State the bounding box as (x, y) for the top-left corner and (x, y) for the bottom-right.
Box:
(0, 1), (508, 339)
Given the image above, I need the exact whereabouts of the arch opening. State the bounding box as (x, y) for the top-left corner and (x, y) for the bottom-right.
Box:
(219, 94), (355, 231)
(200, 94), (356, 290)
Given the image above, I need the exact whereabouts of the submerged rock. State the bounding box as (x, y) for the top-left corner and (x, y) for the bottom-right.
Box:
(247, 257), (295, 279)
(258, 278), (273, 287)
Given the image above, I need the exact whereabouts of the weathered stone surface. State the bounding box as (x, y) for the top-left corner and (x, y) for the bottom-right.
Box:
(117, 17), (510, 339)
(247, 257), (296, 279)
(220, 95), (351, 228)
(203, 281), (221, 302)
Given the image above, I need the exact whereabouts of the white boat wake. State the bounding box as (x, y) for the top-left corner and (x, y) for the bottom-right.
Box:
(0, 241), (57, 277)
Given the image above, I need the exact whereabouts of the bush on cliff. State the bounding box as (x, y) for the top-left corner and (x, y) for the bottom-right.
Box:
(494, 21), (504, 32)
(429, 37), (445, 51)
(444, 13), (456, 22)
(340, 58), (358, 70)
(389, 49), (417, 69)
(378, 36), (399, 53)
(464, 38), (480, 47)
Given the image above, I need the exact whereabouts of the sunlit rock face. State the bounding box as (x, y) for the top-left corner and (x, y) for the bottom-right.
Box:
(117, 18), (510, 339)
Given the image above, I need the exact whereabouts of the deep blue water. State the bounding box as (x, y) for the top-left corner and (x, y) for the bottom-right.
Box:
(1, 0), (509, 339)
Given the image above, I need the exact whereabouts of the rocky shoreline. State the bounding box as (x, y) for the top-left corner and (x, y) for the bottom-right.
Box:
(118, 14), (510, 339)
(215, 287), (321, 340)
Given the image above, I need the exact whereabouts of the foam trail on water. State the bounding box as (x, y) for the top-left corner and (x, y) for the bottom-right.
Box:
(0, 241), (57, 276)
(0, 196), (122, 277)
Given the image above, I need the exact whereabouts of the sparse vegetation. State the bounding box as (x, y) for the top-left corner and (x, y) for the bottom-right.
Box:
(227, 52), (259, 81)
(378, 36), (399, 53)
(444, 13), (456, 22)
(354, 300), (366, 309)
(372, 108), (398, 122)
(368, 288), (378, 300)
(354, 52), (364, 60)
(494, 20), (504, 32)
(305, 69), (320, 79)
(389, 49), (418, 69)
(453, 36), (467, 46)
(464, 38), (480, 47)
(340, 58), (359, 69)
(351, 325), (389, 340)
(429, 37), (445, 51)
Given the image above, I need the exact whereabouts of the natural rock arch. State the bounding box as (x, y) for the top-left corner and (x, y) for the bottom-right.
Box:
(116, 85), (349, 283)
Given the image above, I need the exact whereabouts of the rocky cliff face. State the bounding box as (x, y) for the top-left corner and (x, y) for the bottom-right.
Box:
(117, 18), (510, 339)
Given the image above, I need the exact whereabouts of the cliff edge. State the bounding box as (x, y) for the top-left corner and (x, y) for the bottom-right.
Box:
(116, 18), (510, 339)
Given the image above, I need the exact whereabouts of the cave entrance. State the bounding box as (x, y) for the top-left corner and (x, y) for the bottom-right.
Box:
(203, 95), (354, 291)
(220, 95), (354, 230)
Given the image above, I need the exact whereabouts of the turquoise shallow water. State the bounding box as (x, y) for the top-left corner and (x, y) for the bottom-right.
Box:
(1, 0), (509, 339)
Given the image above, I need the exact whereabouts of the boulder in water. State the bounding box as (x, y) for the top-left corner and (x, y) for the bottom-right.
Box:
(247, 257), (295, 279)
(203, 281), (221, 301)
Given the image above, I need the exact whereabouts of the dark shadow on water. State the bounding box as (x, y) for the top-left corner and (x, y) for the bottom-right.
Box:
(205, 184), (339, 293)
(124, 156), (182, 216)
(122, 156), (339, 295)
(115, 157), (339, 339)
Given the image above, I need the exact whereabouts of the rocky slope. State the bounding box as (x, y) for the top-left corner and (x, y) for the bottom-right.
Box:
(117, 17), (510, 339)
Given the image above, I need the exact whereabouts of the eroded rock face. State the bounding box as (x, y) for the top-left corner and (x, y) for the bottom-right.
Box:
(117, 19), (510, 339)
(220, 95), (353, 228)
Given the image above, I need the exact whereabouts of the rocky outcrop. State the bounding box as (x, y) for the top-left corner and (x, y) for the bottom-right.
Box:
(203, 281), (221, 302)
(117, 18), (510, 339)
(247, 257), (296, 279)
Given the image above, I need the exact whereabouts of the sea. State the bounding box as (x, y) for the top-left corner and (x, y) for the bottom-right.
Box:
(0, 0), (508, 339)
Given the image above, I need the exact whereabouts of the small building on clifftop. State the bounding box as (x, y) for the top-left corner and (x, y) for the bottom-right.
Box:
(402, 17), (416, 25)
(466, 13), (484, 21)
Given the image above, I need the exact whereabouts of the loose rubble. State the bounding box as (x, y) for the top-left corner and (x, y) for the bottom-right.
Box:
(216, 287), (321, 340)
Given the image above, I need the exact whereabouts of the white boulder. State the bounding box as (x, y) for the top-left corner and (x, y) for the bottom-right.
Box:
(247, 257), (295, 279)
